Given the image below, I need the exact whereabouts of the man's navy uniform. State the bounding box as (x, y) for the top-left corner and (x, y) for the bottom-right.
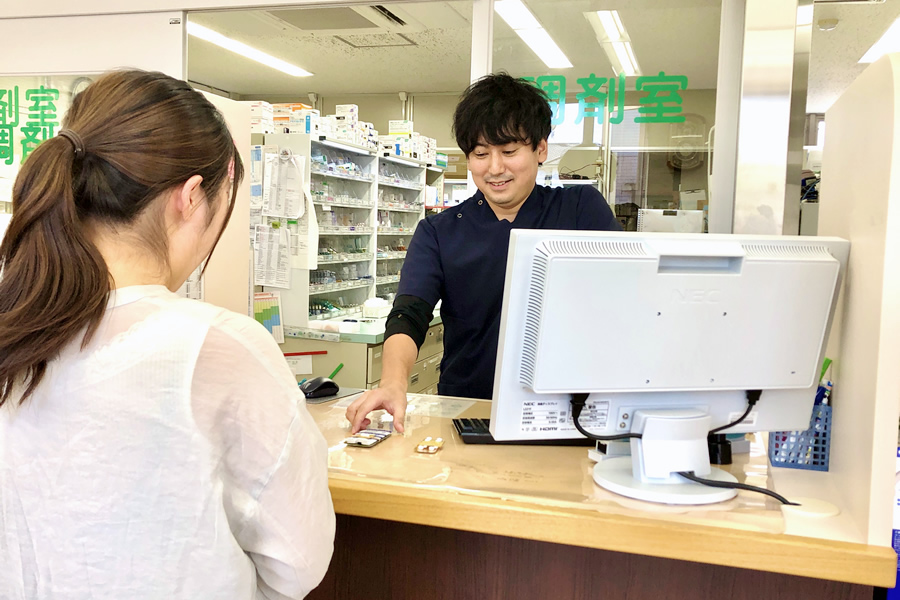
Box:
(392, 184), (622, 400)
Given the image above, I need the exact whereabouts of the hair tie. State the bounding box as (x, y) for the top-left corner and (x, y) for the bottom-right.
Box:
(58, 129), (86, 160)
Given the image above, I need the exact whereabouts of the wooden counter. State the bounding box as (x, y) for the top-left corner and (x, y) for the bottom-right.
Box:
(307, 394), (896, 599)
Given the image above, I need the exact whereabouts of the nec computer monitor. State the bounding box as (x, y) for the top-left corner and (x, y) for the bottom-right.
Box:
(489, 230), (848, 505)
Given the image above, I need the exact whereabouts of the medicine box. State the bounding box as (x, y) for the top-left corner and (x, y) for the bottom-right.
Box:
(389, 119), (414, 135)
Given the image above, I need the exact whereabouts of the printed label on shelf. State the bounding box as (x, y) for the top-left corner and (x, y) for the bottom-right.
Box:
(254, 224), (292, 289)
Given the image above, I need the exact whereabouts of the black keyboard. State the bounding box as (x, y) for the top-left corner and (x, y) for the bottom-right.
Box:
(452, 418), (595, 446)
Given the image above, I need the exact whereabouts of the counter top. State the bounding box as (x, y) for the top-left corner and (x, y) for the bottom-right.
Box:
(307, 394), (897, 587)
(301, 313), (441, 344)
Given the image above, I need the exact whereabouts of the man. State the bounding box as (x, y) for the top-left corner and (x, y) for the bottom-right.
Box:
(347, 73), (621, 433)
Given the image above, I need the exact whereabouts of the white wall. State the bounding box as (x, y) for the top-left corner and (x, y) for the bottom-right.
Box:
(0, 0), (440, 19)
(818, 53), (900, 546)
(0, 12), (185, 77)
(412, 95), (460, 149)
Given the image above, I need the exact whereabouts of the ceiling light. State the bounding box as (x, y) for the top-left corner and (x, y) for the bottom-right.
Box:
(494, 0), (573, 70)
(515, 29), (574, 69)
(585, 11), (641, 77)
(187, 22), (313, 77)
(494, 0), (541, 30)
(597, 11), (622, 40)
(859, 16), (900, 63)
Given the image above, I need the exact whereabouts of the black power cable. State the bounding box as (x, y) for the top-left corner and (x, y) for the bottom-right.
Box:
(709, 389), (762, 434)
(676, 471), (799, 506)
(570, 393), (642, 441)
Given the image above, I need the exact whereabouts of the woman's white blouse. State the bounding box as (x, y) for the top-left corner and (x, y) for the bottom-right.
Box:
(1, 285), (335, 599)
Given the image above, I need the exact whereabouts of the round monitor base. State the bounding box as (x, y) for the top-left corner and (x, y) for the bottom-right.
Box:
(593, 457), (738, 505)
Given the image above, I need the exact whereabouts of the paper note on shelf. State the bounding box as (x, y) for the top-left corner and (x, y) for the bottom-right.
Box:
(291, 183), (319, 270)
(253, 224), (292, 288)
(286, 355), (313, 375)
(262, 148), (280, 215)
(253, 291), (285, 343)
(283, 154), (305, 220)
(263, 149), (306, 220)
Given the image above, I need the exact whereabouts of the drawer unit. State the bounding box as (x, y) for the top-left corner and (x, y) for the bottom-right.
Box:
(366, 323), (443, 385)
(369, 351), (442, 394)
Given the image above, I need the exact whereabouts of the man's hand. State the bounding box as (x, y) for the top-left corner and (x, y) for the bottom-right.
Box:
(345, 384), (408, 433)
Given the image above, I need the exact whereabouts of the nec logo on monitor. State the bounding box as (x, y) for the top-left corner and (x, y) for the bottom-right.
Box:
(671, 289), (722, 304)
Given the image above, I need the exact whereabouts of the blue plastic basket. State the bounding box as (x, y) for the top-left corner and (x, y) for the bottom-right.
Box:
(768, 404), (832, 471)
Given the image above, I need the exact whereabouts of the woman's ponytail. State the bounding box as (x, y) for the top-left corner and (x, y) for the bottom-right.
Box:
(0, 134), (109, 405)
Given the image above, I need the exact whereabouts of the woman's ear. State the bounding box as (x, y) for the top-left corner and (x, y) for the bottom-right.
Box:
(171, 175), (205, 221)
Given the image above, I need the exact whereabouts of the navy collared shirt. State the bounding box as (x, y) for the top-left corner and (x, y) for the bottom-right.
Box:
(397, 184), (622, 400)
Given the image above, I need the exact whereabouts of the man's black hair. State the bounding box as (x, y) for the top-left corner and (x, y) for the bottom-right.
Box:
(452, 72), (552, 156)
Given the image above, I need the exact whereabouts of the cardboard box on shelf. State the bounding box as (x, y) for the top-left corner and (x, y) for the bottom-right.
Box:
(272, 102), (312, 115)
(250, 115), (275, 131)
(389, 119), (414, 135)
(245, 100), (273, 119)
(335, 104), (359, 122)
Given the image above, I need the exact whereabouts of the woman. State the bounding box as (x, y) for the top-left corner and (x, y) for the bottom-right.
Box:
(0, 70), (334, 599)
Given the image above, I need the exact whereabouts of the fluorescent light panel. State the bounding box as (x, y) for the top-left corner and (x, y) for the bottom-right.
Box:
(597, 11), (622, 40)
(859, 17), (900, 63)
(586, 11), (641, 77)
(494, 0), (573, 70)
(494, 0), (541, 30)
(515, 29), (574, 69)
(187, 22), (313, 77)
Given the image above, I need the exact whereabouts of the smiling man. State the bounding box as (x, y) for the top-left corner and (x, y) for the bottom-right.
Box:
(346, 73), (621, 433)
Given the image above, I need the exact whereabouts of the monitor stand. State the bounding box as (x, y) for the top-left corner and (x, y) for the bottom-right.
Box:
(593, 458), (737, 505)
(592, 408), (739, 505)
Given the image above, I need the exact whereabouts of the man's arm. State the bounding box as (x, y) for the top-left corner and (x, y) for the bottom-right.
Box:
(577, 186), (623, 231)
(345, 295), (435, 433)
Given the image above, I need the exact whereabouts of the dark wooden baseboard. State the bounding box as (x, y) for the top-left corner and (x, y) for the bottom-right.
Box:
(308, 514), (872, 600)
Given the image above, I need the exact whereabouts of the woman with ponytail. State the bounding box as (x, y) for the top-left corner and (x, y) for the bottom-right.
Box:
(0, 70), (334, 599)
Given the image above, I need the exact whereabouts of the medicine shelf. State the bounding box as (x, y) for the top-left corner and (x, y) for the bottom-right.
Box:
(376, 275), (401, 285)
(309, 307), (363, 321)
(310, 169), (374, 184)
(317, 253), (374, 265)
(308, 280), (373, 295)
(380, 206), (422, 213)
(313, 199), (374, 209)
(318, 226), (374, 235)
(313, 136), (374, 156)
(376, 251), (407, 260)
(380, 154), (427, 168)
(378, 177), (424, 191)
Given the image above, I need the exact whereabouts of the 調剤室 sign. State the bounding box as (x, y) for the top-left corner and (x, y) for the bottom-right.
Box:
(525, 72), (690, 126)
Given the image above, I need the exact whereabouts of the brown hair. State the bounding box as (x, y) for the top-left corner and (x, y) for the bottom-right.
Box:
(0, 69), (244, 406)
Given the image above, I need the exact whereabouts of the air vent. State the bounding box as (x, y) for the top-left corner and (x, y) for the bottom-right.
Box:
(336, 33), (416, 49)
(540, 239), (648, 257)
(519, 251), (549, 388)
(372, 5), (407, 26)
(743, 244), (831, 259)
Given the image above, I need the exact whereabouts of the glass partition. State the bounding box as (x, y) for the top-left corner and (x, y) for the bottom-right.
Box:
(0, 75), (94, 210)
(492, 0), (721, 231)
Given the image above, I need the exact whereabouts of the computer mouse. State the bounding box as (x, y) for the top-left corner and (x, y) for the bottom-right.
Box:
(300, 376), (340, 399)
